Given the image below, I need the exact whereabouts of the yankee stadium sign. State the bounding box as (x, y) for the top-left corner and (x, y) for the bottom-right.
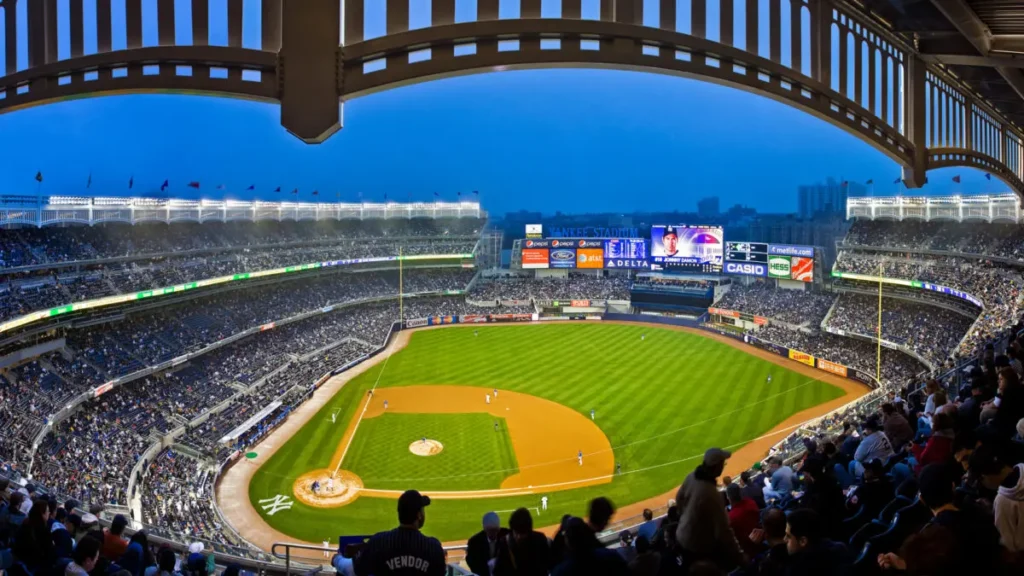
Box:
(547, 227), (639, 238)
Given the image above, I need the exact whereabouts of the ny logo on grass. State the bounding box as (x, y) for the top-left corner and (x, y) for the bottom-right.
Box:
(259, 495), (293, 516)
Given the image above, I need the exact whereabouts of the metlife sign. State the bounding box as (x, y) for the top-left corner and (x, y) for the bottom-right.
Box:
(768, 244), (815, 258)
(724, 261), (767, 277)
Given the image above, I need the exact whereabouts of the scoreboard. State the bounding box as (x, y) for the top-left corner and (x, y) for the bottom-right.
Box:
(726, 242), (769, 264)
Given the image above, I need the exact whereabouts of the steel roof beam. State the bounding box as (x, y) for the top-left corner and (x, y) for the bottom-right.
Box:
(928, 0), (1024, 100)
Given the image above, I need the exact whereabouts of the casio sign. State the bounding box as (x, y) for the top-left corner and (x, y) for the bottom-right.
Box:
(725, 261), (767, 277)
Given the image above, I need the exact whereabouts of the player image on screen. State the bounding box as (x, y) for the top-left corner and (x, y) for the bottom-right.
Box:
(659, 226), (680, 256)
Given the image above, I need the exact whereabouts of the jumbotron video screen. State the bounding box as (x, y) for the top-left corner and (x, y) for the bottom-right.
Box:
(650, 224), (724, 273)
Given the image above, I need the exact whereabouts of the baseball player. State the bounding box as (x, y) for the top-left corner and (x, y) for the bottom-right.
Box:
(326, 476), (334, 493)
(590, 408), (595, 420)
(616, 463), (622, 475)
(485, 393), (491, 405)
(383, 400), (389, 411)
(577, 450), (583, 466)
(474, 330), (478, 337)
(641, 333), (646, 341)
(323, 539), (330, 559)
(493, 388), (498, 398)
(312, 480), (320, 495)
(767, 373), (772, 384)
(422, 437), (427, 444)
(494, 421), (499, 432)
(331, 412), (336, 424)
(541, 496), (548, 511)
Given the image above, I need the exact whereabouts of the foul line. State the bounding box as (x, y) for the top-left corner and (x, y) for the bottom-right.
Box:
(353, 375), (825, 485)
(331, 346), (395, 478)
(356, 419), (807, 499)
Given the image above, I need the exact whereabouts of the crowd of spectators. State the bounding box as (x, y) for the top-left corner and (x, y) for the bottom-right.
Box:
(845, 219), (1024, 260)
(471, 273), (631, 302)
(824, 293), (977, 367)
(758, 324), (927, 386)
(834, 250), (1023, 357)
(714, 283), (837, 326)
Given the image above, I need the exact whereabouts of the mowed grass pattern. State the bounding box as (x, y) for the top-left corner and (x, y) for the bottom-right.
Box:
(345, 413), (518, 491)
(250, 323), (845, 541)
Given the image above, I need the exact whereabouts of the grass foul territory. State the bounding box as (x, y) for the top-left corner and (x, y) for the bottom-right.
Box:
(248, 323), (845, 542)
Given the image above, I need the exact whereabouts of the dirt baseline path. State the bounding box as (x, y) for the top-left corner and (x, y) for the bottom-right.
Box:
(216, 321), (869, 552)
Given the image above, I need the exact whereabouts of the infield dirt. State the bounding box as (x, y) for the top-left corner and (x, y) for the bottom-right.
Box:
(216, 321), (868, 551)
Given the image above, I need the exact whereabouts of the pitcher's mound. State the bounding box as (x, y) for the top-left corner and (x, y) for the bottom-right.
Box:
(293, 469), (364, 508)
(409, 439), (444, 456)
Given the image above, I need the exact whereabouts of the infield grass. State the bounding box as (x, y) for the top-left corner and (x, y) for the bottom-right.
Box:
(345, 413), (518, 491)
(249, 323), (845, 541)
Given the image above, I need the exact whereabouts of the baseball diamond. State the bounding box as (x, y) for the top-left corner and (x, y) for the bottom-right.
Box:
(222, 322), (866, 544)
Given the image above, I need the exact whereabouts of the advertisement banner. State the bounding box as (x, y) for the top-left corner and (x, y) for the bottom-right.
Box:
(768, 256), (792, 279)
(753, 316), (768, 326)
(790, 257), (814, 282)
(604, 258), (651, 269)
(570, 299), (591, 307)
(586, 315), (602, 320)
(521, 249), (550, 269)
(708, 307), (740, 318)
(549, 248), (577, 268)
(94, 382), (115, 397)
(489, 314), (533, 323)
(523, 239), (550, 248)
(768, 244), (815, 258)
(525, 224), (543, 238)
(849, 369), (876, 386)
(724, 260), (768, 277)
(427, 316), (458, 326)
(462, 314), (489, 323)
(500, 300), (531, 306)
(576, 248), (605, 269)
(576, 240), (605, 248)
(405, 318), (428, 328)
(550, 239), (579, 248)
(788, 349), (816, 366)
(817, 358), (848, 377)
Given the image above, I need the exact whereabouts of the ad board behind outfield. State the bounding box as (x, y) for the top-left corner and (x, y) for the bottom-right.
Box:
(522, 249), (549, 269)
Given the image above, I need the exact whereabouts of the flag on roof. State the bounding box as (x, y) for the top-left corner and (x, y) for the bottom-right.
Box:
(985, 173), (992, 181)
(865, 179), (873, 185)
(128, 176), (134, 189)
(952, 175), (961, 183)
(188, 181), (200, 189)
(87, 173), (92, 188)
(893, 176), (902, 184)
(35, 171), (43, 183)
(274, 186), (281, 192)
(246, 185), (255, 191)
(161, 180), (169, 191)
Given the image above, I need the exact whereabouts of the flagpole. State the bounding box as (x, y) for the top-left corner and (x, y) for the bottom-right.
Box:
(399, 245), (404, 326)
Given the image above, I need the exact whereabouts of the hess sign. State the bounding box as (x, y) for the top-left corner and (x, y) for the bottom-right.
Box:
(724, 261), (768, 277)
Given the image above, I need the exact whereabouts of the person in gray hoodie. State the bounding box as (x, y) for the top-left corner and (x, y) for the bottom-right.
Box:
(674, 448), (745, 572)
(970, 444), (1024, 554)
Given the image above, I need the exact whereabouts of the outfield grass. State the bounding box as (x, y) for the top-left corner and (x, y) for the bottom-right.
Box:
(345, 413), (518, 491)
(249, 323), (845, 541)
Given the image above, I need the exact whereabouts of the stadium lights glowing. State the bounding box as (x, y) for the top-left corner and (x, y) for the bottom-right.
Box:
(0, 253), (475, 336)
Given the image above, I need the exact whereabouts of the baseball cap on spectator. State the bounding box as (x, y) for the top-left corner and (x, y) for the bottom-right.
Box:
(703, 448), (731, 468)
(188, 542), (205, 554)
(917, 464), (956, 509)
(482, 512), (500, 529)
(397, 490), (430, 524)
(64, 498), (81, 513)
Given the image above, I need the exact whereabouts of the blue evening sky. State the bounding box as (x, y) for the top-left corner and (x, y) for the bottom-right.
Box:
(0, 0), (1002, 215)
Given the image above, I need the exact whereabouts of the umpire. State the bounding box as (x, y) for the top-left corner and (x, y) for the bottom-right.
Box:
(353, 490), (446, 576)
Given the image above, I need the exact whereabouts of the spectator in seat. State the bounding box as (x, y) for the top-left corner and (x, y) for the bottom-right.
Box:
(615, 531), (635, 564)
(881, 403), (914, 451)
(548, 515), (572, 571)
(492, 507), (549, 576)
(635, 509), (658, 543)
(353, 490), (445, 576)
(969, 444), (1024, 554)
(958, 379), (987, 433)
(551, 517), (628, 576)
(848, 459), (895, 521)
(993, 367), (1024, 441)
(627, 535), (659, 576)
(725, 484), (760, 558)
(749, 508), (788, 576)
(878, 463), (1003, 573)
(657, 523), (684, 576)
(823, 441), (853, 490)
(52, 511), (80, 559)
(910, 412), (956, 474)
(763, 456), (795, 503)
(783, 509), (847, 576)
(101, 514), (130, 561)
(740, 469), (767, 509)
(675, 448), (745, 571)
(66, 536), (101, 576)
(852, 418), (894, 479)
(145, 548), (181, 576)
(466, 511), (505, 576)
(14, 497), (56, 573)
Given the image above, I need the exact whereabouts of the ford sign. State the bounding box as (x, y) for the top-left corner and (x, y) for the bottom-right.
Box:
(550, 248), (577, 268)
(724, 261), (768, 277)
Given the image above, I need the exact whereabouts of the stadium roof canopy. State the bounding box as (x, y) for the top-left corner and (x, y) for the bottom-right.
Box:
(855, 0), (1024, 129)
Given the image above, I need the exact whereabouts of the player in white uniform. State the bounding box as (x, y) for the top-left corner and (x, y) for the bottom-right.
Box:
(577, 449), (583, 466)
(331, 412), (336, 423)
(486, 393), (491, 404)
(493, 388), (498, 398)
(383, 400), (389, 411)
(541, 496), (548, 511)
(590, 408), (595, 420)
(767, 374), (772, 384)
(323, 539), (330, 558)
(326, 476), (334, 493)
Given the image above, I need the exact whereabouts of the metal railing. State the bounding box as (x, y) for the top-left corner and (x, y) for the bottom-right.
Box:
(270, 542), (471, 576)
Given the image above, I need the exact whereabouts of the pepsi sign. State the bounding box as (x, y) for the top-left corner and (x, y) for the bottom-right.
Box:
(724, 260), (768, 277)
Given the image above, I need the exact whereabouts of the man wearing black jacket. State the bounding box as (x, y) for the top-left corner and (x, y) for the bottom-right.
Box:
(466, 512), (505, 576)
(492, 508), (549, 576)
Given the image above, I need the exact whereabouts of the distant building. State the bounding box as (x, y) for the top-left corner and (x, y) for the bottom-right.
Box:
(697, 196), (720, 218)
(797, 178), (866, 219)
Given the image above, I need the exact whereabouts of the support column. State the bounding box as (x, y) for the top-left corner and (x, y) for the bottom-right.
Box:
(904, 54), (928, 188)
(280, 0), (341, 143)
(261, 0), (281, 52)
(812, 0), (831, 88)
(5, 0), (18, 74)
(964, 97), (974, 151)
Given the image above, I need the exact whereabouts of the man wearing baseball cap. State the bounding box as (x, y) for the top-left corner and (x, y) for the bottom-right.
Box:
(659, 226), (680, 257)
(353, 490), (445, 576)
(674, 448), (745, 572)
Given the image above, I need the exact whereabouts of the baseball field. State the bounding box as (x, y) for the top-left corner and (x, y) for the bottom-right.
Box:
(234, 322), (858, 545)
